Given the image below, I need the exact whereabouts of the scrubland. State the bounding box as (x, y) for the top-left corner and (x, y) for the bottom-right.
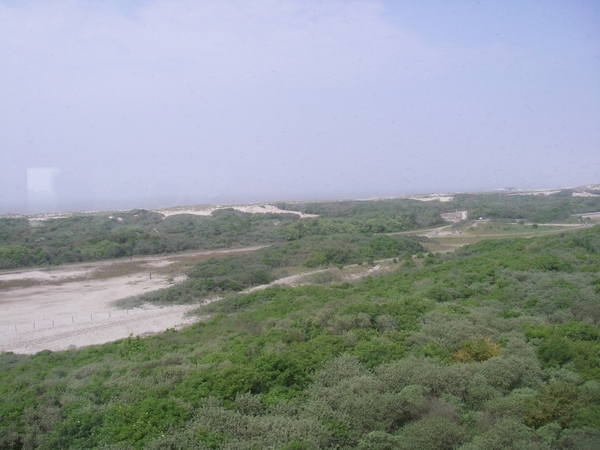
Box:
(1, 189), (600, 449)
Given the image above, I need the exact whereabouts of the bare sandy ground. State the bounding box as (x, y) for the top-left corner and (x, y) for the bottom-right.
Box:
(4, 202), (317, 223)
(0, 268), (193, 354)
(408, 195), (454, 202)
(576, 211), (600, 219)
(244, 262), (392, 293)
(441, 210), (468, 222)
(0, 247), (263, 354)
(573, 192), (600, 197)
(243, 269), (331, 293)
(155, 203), (318, 218)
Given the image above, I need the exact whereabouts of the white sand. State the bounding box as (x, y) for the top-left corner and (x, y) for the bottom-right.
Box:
(155, 203), (318, 218)
(1, 304), (196, 355)
(0, 269), (196, 354)
(576, 211), (600, 219)
(573, 192), (600, 197)
(441, 210), (468, 222)
(409, 195), (454, 202)
(0, 247), (263, 354)
(243, 269), (331, 293)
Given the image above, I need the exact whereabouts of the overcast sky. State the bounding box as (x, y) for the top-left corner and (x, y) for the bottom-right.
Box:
(1, 0), (599, 214)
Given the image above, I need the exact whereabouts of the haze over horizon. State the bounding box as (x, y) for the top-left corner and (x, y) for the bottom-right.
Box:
(1, 0), (599, 215)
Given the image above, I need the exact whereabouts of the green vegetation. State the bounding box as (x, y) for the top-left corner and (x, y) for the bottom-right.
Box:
(2, 219), (600, 448)
(0, 202), (436, 270)
(2, 192), (599, 271)
(129, 234), (425, 306)
(279, 191), (600, 224)
(452, 191), (600, 223)
(0, 209), (295, 269)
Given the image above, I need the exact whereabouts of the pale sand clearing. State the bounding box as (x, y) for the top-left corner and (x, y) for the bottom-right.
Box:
(2, 304), (197, 355)
(573, 192), (600, 197)
(0, 267), (92, 282)
(0, 247), (263, 354)
(575, 184), (600, 191)
(28, 213), (79, 222)
(576, 211), (600, 219)
(155, 203), (318, 218)
(441, 210), (468, 222)
(0, 270), (195, 354)
(408, 195), (454, 202)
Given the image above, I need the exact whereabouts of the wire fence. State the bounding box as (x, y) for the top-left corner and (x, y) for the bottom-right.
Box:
(1, 308), (149, 334)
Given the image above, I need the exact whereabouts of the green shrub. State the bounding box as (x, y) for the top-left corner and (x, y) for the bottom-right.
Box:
(523, 381), (579, 428)
(397, 417), (467, 450)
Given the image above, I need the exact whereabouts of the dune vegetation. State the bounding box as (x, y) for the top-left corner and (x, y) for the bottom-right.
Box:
(1, 191), (600, 448)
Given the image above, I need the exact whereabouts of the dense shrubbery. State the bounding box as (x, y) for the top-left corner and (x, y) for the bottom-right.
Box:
(0, 210), (295, 269)
(3, 192), (599, 270)
(134, 234), (425, 305)
(0, 202), (434, 270)
(455, 192), (600, 223)
(279, 192), (600, 225)
(1, 221), (600, 447)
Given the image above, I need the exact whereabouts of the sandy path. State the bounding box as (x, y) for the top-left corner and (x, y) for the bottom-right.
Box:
(420, 225), (453, 238)
(243, 269), (331, 293)
(243, 261), (392, 293)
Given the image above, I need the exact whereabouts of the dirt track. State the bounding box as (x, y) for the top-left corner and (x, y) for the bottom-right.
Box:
(0, 247), (263, 354)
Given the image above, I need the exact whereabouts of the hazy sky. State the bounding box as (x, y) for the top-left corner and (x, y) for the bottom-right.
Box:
(1, 0), (599, 214)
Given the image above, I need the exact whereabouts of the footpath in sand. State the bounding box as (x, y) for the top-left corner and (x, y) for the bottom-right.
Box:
(0, 247), (261, 354)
